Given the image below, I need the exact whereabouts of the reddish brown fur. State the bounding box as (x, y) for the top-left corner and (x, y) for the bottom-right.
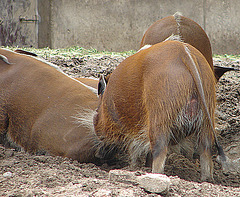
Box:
(140, 13), (213, 70)
(94, 41), (216, 181)
(0, 48), (100, 163)
(75, 77), (98, 89)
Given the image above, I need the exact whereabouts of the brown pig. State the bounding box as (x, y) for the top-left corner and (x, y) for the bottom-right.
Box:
(0, 48), (101, 163)
(94, 40), (226, 181)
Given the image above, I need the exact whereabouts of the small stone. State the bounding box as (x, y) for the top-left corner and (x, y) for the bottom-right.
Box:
(117, 188), (135, 196)
(222, 157), (240, 174)
(170, 176), (181, 185)
(3, 171), (13, 178)
(137, 173), (170, 194)
(92, 189), (112, 197)
(109, 170), (138, 185)
(5, 149), (15, 157)
(134, 171), (143, 176)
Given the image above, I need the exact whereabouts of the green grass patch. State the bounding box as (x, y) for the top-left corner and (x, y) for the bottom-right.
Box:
(4, 46), (136, 59)
(4, 46), (240, 61)
(213, 54), (240, 61)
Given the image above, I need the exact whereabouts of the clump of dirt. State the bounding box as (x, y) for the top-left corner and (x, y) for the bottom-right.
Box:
(1, 55), (240, 196)
(49, 55), (124, 78)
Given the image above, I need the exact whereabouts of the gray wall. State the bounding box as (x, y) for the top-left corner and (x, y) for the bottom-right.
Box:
(205, 0), (240, 54)
(0, 0), (38, 48)
(50, 0), (205, 52)
(1, 0), (240, 54)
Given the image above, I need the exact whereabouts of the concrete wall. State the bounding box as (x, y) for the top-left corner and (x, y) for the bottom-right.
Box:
(1, 0), (240, 54)
(205, 0), (240, 54)
(0, 0), (38, 48)
(50, 0), (205, 52)
(48, 0), (240, 54)
(38, 0), (52, 48)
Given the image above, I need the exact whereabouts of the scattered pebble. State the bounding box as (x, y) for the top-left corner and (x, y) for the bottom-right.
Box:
(3, 171), (13, 178)
(137, 173), (170, 194)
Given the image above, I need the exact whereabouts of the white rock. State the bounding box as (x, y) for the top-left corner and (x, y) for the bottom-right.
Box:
(117, 189), (135, 197)
(137, 173), (170, 194)
(3, 171), (13, 178)
(93, 189), (112, 197)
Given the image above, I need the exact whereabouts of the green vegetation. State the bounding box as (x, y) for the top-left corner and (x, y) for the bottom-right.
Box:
(5, 46), (136, 59)
(213, 54), (240, 61)
(4, 46), (240, 61)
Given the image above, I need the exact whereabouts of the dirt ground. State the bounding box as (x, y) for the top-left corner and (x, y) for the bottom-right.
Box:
(0, 55), (240, 196)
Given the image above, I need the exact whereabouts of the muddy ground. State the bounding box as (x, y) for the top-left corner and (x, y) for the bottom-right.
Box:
(0, 55), (240, 196)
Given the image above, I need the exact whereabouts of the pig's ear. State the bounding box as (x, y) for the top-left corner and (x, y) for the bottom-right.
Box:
(98, 74), (107, 96)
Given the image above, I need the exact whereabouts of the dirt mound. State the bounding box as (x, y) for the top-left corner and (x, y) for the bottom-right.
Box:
(1, 55), (240, 196)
